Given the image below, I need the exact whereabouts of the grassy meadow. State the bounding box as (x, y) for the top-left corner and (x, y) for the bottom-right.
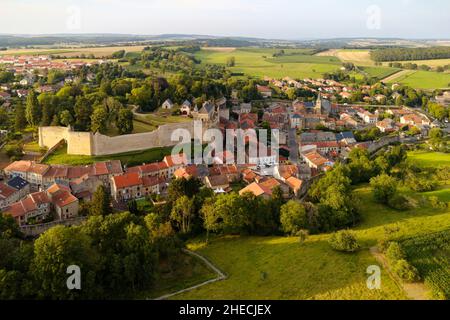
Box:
(407, 150), (450, 168)
(385, 70), (450, 89)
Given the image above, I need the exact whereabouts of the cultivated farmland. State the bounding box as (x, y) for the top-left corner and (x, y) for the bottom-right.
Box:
(401, 230), (450, 299)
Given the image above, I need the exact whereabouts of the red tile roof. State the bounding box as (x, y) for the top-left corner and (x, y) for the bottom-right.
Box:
(163, 153), (188, 167)
(112, 172), (142, 189)
(0, 182), (16, 200)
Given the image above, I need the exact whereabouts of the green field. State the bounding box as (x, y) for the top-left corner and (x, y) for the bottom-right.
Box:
(43, 144), (175, 167)
(407, 151), (450, 168)
(385, 70), (450, 89)
(176, 235), (405, 300)
(359, 66), (401, 79)
(195, 48), (342, 79)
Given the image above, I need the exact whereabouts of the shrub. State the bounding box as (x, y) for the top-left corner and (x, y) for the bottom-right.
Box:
(429, 196), (447, 209)
(328, 230), (360, 252)
(392, 259), (421, 282)
(385, 242), (406, 262)
(388, 194), (411, 211)
(297, 229), (309, 245)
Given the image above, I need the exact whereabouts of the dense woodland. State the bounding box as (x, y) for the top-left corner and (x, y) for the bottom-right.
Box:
(371, 47), (450, 62)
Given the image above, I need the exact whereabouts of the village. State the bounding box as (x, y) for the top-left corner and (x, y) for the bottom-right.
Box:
(0, 83), (434, 233)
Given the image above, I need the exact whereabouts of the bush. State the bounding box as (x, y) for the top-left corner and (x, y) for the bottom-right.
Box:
(328, 230), (360, 252)
(392, 259), (421, 282)
(370, 174), (398, 205)
(297, 229), (309, 244)
(385, 242), (405, 262)
(388, 194), (411, 211)
(4, 144), (23, 160)
(429, 196), (447, 209)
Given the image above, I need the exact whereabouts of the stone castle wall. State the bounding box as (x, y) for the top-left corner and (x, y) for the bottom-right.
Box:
(39, 121), (197, 156)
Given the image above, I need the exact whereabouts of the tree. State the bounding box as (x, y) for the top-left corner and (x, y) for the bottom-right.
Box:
(14, 104), (27, 132)
(59, 110), (74, 127)
(25, 90), (41, 127)
(226, 56), (236, 67)
(201, 197), (221, 243)
(370, 174), (398, 205)
(38, 93), (57, 126)
(167, 177), (201, 202)
(0, 215), (22, 239)
(90, 105), (108, 133)
(127, 199), (139, 215)
(280, 200), (308, 236)
(74, 96), (93, 131)
(82, 212), (158, 295)
(328, 230), (360, 252)
(90, 185), (112, 216)
(32, 226), (100, 299)
(348, 148), (375, 183)
(116, 108), (134, 135)
(170, 196), (194, 234)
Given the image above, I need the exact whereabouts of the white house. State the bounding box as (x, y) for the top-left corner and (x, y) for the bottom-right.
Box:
(180, 100), (191, 115)
(161, 99), (174, 110)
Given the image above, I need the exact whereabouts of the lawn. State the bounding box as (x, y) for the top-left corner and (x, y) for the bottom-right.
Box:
(43, 144), (175, 167)
(195, 48), (342, 79)
(134, 110), (191, 129)
(385, 70), (450, 89)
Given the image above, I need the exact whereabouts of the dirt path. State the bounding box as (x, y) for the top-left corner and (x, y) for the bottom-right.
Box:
(370, 247), (428, 300)
(153, 248), (227, 300)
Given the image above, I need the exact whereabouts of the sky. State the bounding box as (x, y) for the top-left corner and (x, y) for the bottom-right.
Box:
(1, 0), (449, 39)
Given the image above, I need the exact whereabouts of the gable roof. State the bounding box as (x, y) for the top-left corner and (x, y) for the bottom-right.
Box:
(112, 172), (142, 189)
(199, 102), (215, 114)
(285, 176), (303, 192)
(0, 182), (16, 200)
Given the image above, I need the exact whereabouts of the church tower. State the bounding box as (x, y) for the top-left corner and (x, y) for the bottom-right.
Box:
(314, 93), (323, 115)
